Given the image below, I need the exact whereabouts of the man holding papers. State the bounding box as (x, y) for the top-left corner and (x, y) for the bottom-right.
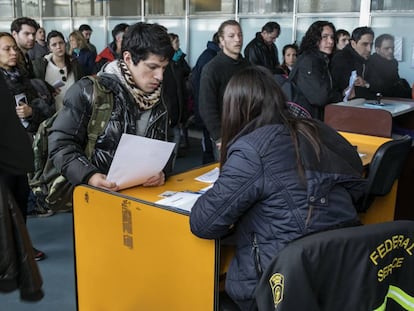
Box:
(48, 23), (175, 191)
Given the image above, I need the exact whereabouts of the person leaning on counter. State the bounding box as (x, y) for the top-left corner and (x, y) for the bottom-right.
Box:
(189, 66), (366, 311)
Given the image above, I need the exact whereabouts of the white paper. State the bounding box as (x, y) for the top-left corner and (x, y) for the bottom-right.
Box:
(394, 36), (403, 62)
(14, 93), (29, 128)
(343, 70), (357, 102)
(195, 167), (219, 183)
(155, 192), (202, 212)
(106, 133), (175, 190)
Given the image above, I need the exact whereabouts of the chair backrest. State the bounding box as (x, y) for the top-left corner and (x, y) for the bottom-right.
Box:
(324, 104), (393, 137)
(255, 220), (414, 311)
(359, 135), (412, 212)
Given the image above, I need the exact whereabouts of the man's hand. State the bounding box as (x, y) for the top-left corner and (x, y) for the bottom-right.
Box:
(142, 171), (165, 187)
(88, 173), (119, 191)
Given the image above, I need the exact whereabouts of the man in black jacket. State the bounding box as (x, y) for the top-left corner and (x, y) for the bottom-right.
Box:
(199, 20), (250, 160)
(367, 34), (411, 98)
(244, 21), (280, 73)
(331, 26), (376, 100)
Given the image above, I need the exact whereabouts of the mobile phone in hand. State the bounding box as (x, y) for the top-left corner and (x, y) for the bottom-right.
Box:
(15, 93), (28, 106)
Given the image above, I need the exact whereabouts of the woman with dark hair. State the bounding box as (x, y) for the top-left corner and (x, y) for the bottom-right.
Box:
(33, 30), (84, 110)
(290, 20), (342, 120)
(0, 32), (54, 261)
(190, 66), (365, 310)
(0, 32), (55, 134)
(277, 43), (298, 75)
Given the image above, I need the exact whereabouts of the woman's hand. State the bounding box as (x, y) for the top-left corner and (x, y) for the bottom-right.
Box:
(16, 103), (33, 118)
(142, 171), (165, 187)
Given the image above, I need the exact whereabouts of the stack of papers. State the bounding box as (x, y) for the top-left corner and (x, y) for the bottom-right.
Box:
(194, 167), (219, 183)
(156, 192), (202, 212)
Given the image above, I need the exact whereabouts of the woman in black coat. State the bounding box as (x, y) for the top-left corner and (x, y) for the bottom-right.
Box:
(290, 21), (342, 120)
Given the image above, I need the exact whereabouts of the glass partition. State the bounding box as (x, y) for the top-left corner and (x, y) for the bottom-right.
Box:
(239, 0), (293, 14)
(298, 0), (361, 13)
(145, 0), (185, 15)
(188, 18), (224, 65)
(16, 0), (40, 17)
(108, 0), (141, 16)
(43, 0), (70, 17)
(73, 0), (103, 17)
(371, 0), (414, 11)
(189, 0), (234, 14)
(43, 19), (73, 38)
(0, 0), (13, 17)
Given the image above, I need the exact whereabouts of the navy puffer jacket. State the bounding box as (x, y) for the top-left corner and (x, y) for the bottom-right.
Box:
(190, 121), (365, 307)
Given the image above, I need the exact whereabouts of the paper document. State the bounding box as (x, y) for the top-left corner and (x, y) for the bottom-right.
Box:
(195, 167), (219, 183)
(343, 70), (357, 102)
(155, 192), (202, 212)
(107, 134), (175, 190)
(14, 93), (29, 128)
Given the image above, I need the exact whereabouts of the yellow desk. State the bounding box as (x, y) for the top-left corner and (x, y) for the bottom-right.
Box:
(73, 164), (220, 311)
(339, 131), (391, 167)
(73, 134), (397, 310)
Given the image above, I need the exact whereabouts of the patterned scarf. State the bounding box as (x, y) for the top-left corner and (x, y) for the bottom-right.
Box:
(113, 59), (162, 110)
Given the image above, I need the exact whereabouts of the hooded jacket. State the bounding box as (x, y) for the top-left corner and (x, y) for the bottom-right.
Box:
(190, 120), (365, 307)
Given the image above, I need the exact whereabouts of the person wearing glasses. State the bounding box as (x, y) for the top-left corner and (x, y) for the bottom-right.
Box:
(33, 30), (84, 110)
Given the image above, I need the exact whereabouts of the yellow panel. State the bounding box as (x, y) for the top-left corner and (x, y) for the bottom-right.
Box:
(73, 185), (217, 311)
(339, 131), (391, 167)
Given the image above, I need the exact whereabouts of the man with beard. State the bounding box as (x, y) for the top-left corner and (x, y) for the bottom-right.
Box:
(199, 20), (250, 160)
(11, 17), (39, 77)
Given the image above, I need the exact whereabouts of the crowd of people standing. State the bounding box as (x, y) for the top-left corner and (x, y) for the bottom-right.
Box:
(1, 14), (411, 310)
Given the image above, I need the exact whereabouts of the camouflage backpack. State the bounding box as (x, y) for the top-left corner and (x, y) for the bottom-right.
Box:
(28, 76), (113, 212)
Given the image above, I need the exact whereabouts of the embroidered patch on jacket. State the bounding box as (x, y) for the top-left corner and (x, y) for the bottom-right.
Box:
(269, 273), (284, 309)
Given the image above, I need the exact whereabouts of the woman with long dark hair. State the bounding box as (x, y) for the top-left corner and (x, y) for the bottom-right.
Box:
(190, 66), (365, 310)
(290, 20), (342, 120)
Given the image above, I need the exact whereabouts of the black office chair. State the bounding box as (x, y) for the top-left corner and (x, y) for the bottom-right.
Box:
(255, 220), (414, 311)
(357, 135), (412, 212)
